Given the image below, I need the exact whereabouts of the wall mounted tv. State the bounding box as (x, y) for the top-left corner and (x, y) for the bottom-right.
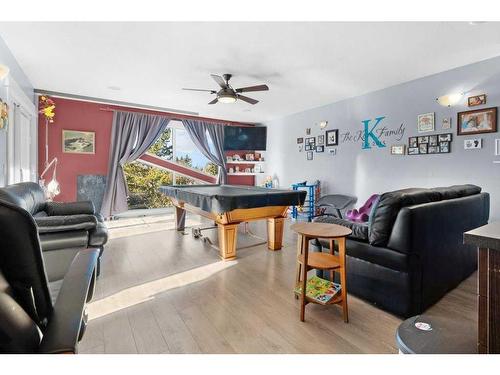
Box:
(224, 126), (267, 151)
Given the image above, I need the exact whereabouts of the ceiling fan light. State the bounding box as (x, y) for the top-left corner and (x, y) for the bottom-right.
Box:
(218, 94), (237, 104)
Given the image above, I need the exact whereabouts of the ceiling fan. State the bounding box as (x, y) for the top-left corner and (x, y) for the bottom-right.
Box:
(182, 74), (269, 105)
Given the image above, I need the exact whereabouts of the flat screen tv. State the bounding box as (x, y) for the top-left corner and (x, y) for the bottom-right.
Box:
(223, 126), (267, 151)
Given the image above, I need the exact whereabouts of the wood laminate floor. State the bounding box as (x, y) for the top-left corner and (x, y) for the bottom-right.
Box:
(79, 215), (477, 354)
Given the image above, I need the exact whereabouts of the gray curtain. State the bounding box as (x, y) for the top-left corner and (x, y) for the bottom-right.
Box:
(182, 119), (227, 184)
(101, 111), (171, 217)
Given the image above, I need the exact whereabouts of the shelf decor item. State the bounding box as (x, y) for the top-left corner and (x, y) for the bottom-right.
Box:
(62, 130), (95, 154)
(457, 107), (497, 136)
(325, 129), (339, 146)
(468, 94), (487, 107)
(417, 112), (435, 133)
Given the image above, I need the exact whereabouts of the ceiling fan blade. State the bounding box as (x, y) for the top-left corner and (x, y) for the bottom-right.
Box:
(183, 88), (217, 93)
(235, 84), (269, 93)
(237, 94), (259, 105)
(211, 74), (227, 89)
(208, 98), (218, 105)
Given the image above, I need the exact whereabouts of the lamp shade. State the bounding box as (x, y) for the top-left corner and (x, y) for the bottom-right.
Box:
(436, 93), (463, 107)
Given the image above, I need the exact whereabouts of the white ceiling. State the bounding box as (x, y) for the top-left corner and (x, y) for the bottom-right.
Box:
(1, 22), (500, 123)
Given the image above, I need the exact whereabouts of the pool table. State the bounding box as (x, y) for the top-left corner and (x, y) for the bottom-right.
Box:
(160, 185), (306, 260)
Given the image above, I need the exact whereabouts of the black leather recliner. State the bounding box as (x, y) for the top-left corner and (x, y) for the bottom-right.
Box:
(0, 199), (98, 353)
(0, 182), (108, 282)
(313, 184), (490, 318)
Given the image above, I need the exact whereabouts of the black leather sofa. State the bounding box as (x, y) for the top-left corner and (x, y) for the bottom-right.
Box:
(313, 184), (489, 318)
(0, 198), (98, 353)
(0, 182), (108, 283)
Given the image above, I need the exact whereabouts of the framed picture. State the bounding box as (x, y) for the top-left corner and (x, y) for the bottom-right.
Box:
(306, 151), (313, 160)
(429, 135), (438, 146)
(326, 129), (339, 146)
(316, 145), (324, 153)
(419, 143), (428, 154)
(62, 130), (95, 154)
(0, 99), (9, 131)
(428, 146), (439, 154)
(468, 94), (487, 107)
(390, 145), (406, 155)
(439, 142), (450, 153)
(457, 107), (497, 135)
(417, 112), (435, 133)
(438, 133), (452, 142)
(408, 147), (419, 155)
(409, 137), (418, 148)
(417, 136), (429, 144)
(297, 137), (304, 144)
(464, 138), (482, 150)
(305, 144), (311, 151)
(317, 135), (325, 145)
(329, 148), (337, 156)
(442, 117), (452, 129)
(306, 128), (311, 135)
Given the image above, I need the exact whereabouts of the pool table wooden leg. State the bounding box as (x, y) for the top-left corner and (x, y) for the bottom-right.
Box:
(175, 205), (186, 231)
(217, 223), (238, 260)
(267, 217), (285, 251)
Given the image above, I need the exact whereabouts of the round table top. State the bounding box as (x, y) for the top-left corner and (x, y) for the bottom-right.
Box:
(290, 222), (352, 238)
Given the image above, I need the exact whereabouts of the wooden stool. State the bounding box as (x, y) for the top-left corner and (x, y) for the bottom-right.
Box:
(291, 222), (352, 322)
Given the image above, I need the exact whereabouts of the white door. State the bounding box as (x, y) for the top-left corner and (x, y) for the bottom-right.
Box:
(13, 104), (33, 182)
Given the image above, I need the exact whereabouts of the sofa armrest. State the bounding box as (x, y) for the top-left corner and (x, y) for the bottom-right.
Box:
(38, 248), (99, 354)
(35, 215), (98, 234)
(45, 201), (95, 216)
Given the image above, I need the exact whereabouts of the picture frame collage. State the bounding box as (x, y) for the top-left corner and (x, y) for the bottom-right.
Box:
(408, 133), (452, 155)
(297, 127), (339, 160)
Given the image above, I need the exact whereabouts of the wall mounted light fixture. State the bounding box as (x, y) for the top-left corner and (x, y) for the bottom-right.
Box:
(319, 121), (328, 129)
(0, 64), (10, 80)
(436, 93), (463, 107)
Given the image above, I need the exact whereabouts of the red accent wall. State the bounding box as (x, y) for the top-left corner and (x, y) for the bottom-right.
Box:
(38, 97), (252, 202)
(38, 98), (113, 202)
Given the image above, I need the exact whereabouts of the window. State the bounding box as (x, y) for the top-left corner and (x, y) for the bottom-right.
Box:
(123, 120), (218, 209)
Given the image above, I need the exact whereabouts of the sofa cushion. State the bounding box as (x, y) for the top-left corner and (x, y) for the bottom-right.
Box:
(35, 214), (97, 234)
(45, 201), (95, 216)
(313, 215), (368, 241)
(430, 184), (481, 200)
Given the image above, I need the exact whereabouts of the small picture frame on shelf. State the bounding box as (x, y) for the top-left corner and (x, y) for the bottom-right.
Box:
(306, 151), (313, 160)
(245, 153), (255, 161)
(316, 145), (324, 153)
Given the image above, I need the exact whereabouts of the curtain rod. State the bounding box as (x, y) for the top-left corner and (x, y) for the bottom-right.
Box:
(35, 89), (256, 126)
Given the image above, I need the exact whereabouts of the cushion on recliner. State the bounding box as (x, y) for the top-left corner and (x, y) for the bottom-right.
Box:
(0, 182), (46, 215)
(313, 215), (368, 241)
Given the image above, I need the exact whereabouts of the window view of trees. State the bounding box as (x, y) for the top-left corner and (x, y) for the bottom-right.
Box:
(123, 124), (218, 210)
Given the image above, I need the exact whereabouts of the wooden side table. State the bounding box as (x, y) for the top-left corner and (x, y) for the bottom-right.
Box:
(291, 222), (352, 322)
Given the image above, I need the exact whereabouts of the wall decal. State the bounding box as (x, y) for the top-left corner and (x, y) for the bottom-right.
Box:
(361, 116), (386, 149)
(464, 138), (482, 150)
(298, 144), (303, 152)
(417, 112), (435, 133)
(468, 94), (487, 107)
(457, 107), (497, 135)
(442, 117), (451, 129)
(326, 129), (339, 146)
(342, 119), (405, 149)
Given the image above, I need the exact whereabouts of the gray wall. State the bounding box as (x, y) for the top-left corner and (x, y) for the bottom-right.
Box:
(266, 56), (500, 221)
(0, 35), (34, 186)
